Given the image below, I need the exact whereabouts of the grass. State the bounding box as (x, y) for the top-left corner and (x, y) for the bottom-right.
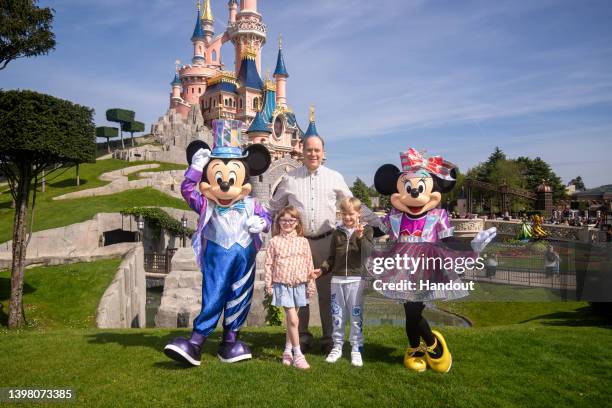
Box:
(0, 158), (189, 243)
(0, 259), (121, 329)
(0, 261), (611, 406)
(0, 325), (610, 407)
(126, 162), (185, 181)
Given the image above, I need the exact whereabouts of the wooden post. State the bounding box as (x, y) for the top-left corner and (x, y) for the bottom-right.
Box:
(76, 163), (80, 186)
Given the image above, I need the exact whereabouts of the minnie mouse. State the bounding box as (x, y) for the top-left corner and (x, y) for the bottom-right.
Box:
(373, 148), (496, 373)
(164, 119), (272, 366)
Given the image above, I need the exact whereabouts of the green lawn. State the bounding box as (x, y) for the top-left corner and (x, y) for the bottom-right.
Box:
(0, 159), (189, 243)
(0, 325), (610, 407)
(0, 259), (121, 329)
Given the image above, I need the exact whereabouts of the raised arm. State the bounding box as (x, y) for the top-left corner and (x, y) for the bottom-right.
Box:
(181, 167), (207, 215)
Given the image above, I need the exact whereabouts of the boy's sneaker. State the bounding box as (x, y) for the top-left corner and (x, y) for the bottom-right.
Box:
(351, 351), (363, 367)
(293, 354), (310, 370)
(325, 346), (343, 363)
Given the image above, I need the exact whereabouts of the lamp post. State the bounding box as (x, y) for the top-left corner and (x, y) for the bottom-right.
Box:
(181, 214), (188, 248)
(137, 215), (144, 243)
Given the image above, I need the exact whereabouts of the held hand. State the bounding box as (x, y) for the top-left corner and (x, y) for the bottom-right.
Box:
(265, 286), (273, 296)
(192, 148), (211, 171)
(246, 216), (266, 233)
(310, 269), (322, 279)
(471, 227), (497, 253)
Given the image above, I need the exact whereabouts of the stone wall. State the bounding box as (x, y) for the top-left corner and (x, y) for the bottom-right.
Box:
(96, 244), (147, 328)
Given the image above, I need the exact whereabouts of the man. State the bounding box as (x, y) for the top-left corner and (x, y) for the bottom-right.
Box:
(267, 134), (380, 354)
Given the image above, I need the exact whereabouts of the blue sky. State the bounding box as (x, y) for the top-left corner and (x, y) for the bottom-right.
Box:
(2, 0), (611, 188)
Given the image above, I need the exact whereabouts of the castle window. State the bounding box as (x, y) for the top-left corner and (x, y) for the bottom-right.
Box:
(191, 88), (194, 94)
(198, 87), (201, 93)
(239, 98), (243, 109)
(253, 97), (259, 111)
(259, 175), (263, 182)
(212, 50), (217, 62)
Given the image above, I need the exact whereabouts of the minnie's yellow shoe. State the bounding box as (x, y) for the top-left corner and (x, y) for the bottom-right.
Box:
(425, 330), (452, 373)
(403, 345), (427, 372)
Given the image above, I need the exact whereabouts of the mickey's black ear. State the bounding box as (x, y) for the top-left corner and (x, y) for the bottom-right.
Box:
(374, 164), (401, 195)
(186, 140), (211, 165)
(244, 144), (271, 176)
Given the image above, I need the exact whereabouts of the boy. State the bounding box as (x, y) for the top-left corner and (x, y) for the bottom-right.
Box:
(316, 197), (373, 366)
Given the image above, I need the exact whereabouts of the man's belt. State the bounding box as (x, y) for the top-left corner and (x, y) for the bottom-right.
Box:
(306, 230), (333, 240)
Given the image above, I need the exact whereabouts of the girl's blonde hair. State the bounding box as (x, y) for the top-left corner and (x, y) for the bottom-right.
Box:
(339, 197), (361, 213)
(273, 205), (304, 236)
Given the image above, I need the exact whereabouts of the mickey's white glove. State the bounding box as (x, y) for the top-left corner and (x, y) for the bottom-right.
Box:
(246, 216), (266, 234)
(192, 148), (211, 172)
(471, 227), (497, 254)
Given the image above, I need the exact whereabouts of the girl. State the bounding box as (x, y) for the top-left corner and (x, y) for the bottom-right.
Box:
(264, 205), (318, 370)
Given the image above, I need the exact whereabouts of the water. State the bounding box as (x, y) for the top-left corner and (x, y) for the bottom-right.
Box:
(363, 296), (470, 328)
(145, 286), (163, 328)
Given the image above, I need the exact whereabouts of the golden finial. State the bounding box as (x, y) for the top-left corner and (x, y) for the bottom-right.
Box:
(264, 68), (271, 81)
(175, 59), (181, 72)
(309, 105), (315, 122)
(202, 0), (214, 22)
(197, 0), (201, 12)
(278, 33), (283, 50)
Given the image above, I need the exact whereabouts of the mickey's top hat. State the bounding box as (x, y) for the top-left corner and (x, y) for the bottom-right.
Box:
(210, 119), (247, 159)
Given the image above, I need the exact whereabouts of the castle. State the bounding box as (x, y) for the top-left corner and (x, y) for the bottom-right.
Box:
(149, 0), (320, 201)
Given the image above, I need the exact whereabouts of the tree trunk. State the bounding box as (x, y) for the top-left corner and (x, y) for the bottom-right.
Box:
(76, 163), (80, 186)
(131, 132), (135, 147)
(8, 161), (31, 329)
(120, 129), (125, 150)
(107, 138), (111, 154)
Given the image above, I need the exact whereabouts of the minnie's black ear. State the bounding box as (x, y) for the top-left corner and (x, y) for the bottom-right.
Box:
(374, 164), (401, 195)
(244, 144), (271, 176)
(186, 140), (211, 165)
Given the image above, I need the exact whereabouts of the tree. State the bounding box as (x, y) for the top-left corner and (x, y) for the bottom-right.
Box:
(0, 90), (95, 328)
(122, 120), (145, 147)
(568, 176), (586, 191)
(350, 178), (371, 208)
(106, 108), (134, 150)
(515, 156), (565, 201)
(96, 126), (118, 153)
(0, 0), (55, 71)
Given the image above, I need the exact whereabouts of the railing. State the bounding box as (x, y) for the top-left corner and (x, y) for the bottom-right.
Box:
(144, 248), (178, 274)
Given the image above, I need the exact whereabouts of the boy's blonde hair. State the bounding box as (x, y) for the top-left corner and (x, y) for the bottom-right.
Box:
(339, 197), (361, 213)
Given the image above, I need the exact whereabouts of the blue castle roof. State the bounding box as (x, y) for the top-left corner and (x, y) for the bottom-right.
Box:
(274, 48), (289, 77)
(191, 11), (205, 40)
(171, 72), (181, 86)
(261, 88), (276, 123)
(304, 120), (319, 138)
(205, 81), (238, 94)
(247, 110), (271, 134)
(238, 57), (263, 90)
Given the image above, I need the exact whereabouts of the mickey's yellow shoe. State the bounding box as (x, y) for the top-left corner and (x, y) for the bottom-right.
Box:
(403, 345), (427, 372)
(425, 330), (452, 373)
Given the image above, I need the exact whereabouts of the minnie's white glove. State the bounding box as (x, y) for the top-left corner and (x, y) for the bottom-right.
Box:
(471, 227), (497, 253)
(192, 148), (211, 172)
(246, 216), (267, 234)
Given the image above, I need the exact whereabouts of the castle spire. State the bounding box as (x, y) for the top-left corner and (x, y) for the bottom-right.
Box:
(273, 34), (289, 77)
(201, 0), (214, 22)
(304, 105), (319, 138)
(191, 4), (205, 40)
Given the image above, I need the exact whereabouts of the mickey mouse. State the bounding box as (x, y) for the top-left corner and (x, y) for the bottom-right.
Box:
(373, 147), (496, 373)
(164, 119), (272, 367)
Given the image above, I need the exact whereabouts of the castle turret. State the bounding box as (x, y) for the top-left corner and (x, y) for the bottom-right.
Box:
(236, 47), (264, 122)
(228, 0), (238, 23)
(273, 35), (289, 109)
(201, 0), (214, 43)
(228, 0), (267, 74)
(304, 105), (319, 138)
(246, 109), (271, 143)
(191, 1), (206, 64)
(171, 72), (182, 100)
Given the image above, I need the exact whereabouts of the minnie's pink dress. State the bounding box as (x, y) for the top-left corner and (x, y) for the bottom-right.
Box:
(367, 208), (472, 301)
